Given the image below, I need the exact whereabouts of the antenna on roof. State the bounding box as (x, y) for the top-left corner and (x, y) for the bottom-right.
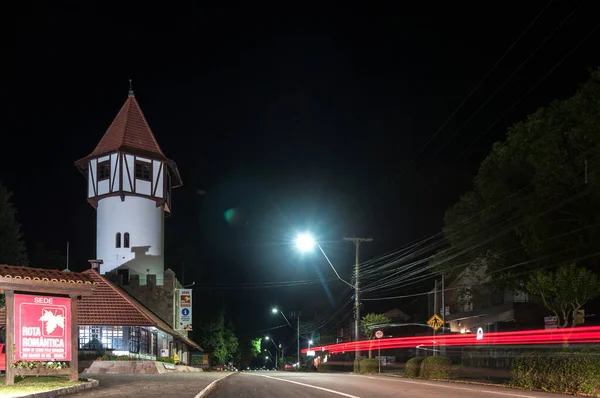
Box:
(128, 79), (135, 98)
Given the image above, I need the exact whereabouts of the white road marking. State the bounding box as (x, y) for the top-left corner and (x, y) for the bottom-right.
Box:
(194, 373), (235, 398)
(245, 373), (362, 398)
(352, 375), (543, 398)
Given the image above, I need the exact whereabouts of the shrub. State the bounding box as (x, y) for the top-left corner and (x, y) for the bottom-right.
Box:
(511, 350), (600, 395)
(353, 359), (360, 373)
(317, 363), (332, 373)
(405, 356), (426, 378)
(359, 358), (379, 374)
(157, 357), (175, 364)
(420, 356), (452, 379)
(317, 362), (353, 373)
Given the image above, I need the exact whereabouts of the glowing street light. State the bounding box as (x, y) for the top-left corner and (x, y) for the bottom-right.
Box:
(294, 232), (366, 360)
(295, 233), (315, 252)
(264, 336), (279, 368)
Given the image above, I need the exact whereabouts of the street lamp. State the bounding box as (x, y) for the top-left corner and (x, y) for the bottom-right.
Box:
(295, 233), (366, 358)
(271, 308), (299, 367)
(295, 233), (353, 289)
(264, 336), (279, 369)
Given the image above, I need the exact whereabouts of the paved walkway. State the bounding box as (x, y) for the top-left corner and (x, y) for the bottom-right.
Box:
(70, 372), (231, 397)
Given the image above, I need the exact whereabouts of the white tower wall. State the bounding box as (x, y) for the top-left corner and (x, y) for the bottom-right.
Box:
(96, 195), (164, 284)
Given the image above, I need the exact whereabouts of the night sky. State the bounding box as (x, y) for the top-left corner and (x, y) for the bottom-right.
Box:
(5, 2), (599, 346)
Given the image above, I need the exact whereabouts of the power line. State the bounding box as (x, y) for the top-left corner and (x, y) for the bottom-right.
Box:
(434, 0), (587, 156)
(392, 0), (556, 179)
(459, 21), (599, 157)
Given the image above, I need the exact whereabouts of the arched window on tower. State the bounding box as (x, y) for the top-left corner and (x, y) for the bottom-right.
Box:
(116, 233), (121, 248)
(124, 233), (130, 248)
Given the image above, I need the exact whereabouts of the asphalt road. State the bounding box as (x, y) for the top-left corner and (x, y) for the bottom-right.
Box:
(208, 371), (569, 398)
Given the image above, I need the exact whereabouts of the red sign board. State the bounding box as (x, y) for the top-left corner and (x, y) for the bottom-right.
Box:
(180, 290), (191, 307)
(14, 294), (71, 361)
(375, 330), (384, 339)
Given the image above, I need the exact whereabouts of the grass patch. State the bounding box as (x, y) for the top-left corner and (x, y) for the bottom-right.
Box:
(0, 376), (83, 394)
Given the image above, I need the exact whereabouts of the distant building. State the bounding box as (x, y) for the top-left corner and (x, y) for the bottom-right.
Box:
(441, 266), (542, 334)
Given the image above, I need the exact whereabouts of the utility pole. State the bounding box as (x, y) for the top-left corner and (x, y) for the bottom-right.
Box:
(441, 275), (446, 356)
(433, 279), (438, 357)
(290, 311), (302, 367)
(344, 236), (373, 360)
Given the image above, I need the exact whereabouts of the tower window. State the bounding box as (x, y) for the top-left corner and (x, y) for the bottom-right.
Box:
(116, 233), (121, 248)
(135, 161), (151, 181)
(124, 232), (130, 248)
(98, 161), (111, 181)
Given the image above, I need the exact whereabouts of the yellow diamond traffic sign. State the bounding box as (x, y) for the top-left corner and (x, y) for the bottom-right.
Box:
(427, 314), (444, 331)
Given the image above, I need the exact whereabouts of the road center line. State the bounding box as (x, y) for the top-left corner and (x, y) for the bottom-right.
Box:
(352, 375), (541, 398)
(245, 373), (362, 398)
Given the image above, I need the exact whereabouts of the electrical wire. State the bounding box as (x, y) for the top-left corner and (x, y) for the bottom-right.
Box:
(394, 0), (556, 177)
(459, 21), (600, 157)
(434, 0), (587, 156)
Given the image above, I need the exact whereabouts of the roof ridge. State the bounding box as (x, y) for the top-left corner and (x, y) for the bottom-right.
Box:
(129, 97), (165, 156)
(119, 97), (133, 149)
(82, 269), (155, 325)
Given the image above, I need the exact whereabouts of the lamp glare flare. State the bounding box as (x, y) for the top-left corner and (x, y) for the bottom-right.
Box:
(301, 326), (600, 354)
(296, 233), (315, 252)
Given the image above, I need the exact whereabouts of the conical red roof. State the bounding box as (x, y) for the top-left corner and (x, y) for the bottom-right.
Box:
(83, 94), (167, 160)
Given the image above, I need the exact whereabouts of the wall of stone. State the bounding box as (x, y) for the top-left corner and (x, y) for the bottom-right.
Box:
(82, 361), (203, 374)
(107, 268), (183, 327)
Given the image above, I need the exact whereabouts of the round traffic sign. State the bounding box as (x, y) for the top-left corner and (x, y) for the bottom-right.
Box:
(182, 308), (190, 316)
(375, 330), (384, 339)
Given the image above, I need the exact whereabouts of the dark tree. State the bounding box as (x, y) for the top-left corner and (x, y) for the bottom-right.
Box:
(0, 183), (29, 307)
(436, 68), (600, 287)
(0, 184), (28, 266)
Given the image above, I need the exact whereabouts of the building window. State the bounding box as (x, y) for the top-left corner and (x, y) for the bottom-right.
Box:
(130, 327), (140, 353)
(97, 161), (111, 181)
(140, 328), (150, 354)
(124, 232), (130, 248)
(116, 233), (121, 248)
(135, 161), (151, 181)
(79, 326), (124, 350)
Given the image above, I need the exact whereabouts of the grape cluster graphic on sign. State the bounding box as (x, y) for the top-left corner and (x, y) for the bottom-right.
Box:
(39, 309), (66, 336)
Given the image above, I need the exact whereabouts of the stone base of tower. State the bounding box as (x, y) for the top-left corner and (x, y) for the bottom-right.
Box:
(105, 268), (185, 332)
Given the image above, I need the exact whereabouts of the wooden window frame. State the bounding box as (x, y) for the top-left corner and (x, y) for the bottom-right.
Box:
(135, 160), (152, 181)
(97, 160), (111, 181)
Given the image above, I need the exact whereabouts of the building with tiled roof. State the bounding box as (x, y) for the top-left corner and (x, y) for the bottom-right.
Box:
(76, 269), (199, 360)
(1, 266), (199, 362)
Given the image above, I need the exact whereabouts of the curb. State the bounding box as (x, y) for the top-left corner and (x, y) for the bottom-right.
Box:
(17, 378), (99, 398)
(194, 372), (236, 398)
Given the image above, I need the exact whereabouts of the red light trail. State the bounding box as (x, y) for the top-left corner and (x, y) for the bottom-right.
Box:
(301, 326), (600, 354)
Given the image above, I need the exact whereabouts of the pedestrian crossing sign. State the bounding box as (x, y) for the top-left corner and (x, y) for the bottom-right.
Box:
(427, 314), (444, 331)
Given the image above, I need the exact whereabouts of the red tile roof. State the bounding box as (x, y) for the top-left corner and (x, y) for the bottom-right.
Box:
(74, 93), (183, 188)
(81, 94), (167, 161)
(0, 264), (94, 284)
(78, 269), (155, 326)
(79, 270), (200, 349)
